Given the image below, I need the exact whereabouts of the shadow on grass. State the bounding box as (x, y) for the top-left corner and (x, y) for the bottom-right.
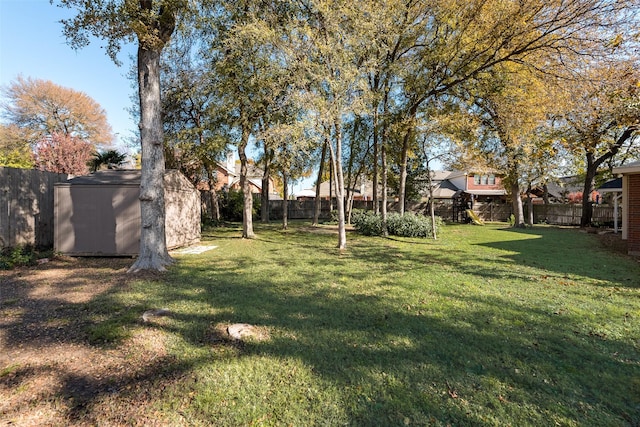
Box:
(473, 226), (640, 287)
(1, 224), (639, 425)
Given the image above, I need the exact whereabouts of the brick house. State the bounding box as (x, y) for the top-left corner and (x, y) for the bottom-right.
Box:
(613, 161), (640, 256)
(202, 152), (279, 198)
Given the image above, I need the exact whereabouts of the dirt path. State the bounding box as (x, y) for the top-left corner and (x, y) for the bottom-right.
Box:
(0, 257), (180, 426)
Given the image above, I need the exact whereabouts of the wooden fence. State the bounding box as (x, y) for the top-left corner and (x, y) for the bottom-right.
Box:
(527, 203), (620, 226)
(265, 198), (620, 227)
(0, 167), (69, 248)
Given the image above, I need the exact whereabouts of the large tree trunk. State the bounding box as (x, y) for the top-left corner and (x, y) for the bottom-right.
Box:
(580, 155), (598, 228)
(312, 139), (327, 226)
(510, 178), (525, 228)
(239, 125), (255, 239)
(128, 44), (173, 273)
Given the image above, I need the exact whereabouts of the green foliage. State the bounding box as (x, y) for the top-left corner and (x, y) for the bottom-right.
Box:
(0, 245), (47, 270)
(508, 213), (516, 226)
(352, 210), (443, 238)
(219, 189), (261, 222)
(350, 209), (383, 236)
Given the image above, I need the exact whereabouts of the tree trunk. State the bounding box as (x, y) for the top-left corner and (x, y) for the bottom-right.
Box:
(128, 44), (173, 273)
(372, 108), (379, 214)
(328, 120), (346, 249)
(381, 92), (390, 236)
(581, 155), (597, 228)
(526, 185), (534, 226)
(206, 167), (220, 221)
(282, 170), (288, 230)
(510, 179), (525, 228)
(261, 151), (271, 223)
(239, 125), (255, 239)
(381, 141), (388, 237)
(312, 139), (327, 226)
(398, 128), (410, 216)
(542, 182), (550, 205)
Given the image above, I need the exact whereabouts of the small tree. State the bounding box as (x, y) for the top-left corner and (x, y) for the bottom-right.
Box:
(34, 132), (93, 175)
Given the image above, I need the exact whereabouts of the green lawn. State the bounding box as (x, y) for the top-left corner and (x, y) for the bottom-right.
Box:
(94, 222), (640, 426)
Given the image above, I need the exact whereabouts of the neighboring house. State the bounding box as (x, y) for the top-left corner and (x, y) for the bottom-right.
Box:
(303, 170), (508, 204)
(613, 161), (640, 256)
(202, 152), (280, 199)
(426, 170), (508, 203)
(300, 178), (376, 200)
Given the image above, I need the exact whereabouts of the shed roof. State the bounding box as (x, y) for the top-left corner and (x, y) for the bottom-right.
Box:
(55, 169), (195, 190)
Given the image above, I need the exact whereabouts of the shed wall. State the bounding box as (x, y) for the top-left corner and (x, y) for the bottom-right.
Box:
(55, 185), (140, 255)
(55, 170), (200, 256)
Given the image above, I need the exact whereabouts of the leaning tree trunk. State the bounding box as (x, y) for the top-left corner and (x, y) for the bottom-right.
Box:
(313, 139), (327, 226)
(239, 125), (255, 239)
(128, 44), (173, 273)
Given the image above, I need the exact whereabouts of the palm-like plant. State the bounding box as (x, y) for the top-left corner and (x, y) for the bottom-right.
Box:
(88, 149), (127, 172)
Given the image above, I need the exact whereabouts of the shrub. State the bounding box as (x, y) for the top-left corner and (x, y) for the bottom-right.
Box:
(352, 211), (442, 238)
(351, 210), (383, 236)
(219, 189), (261, 222)
(0, 245), (47, 270)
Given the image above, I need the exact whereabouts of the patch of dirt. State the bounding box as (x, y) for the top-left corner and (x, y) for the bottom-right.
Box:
(0, 257), (183, 426)
(594, 231), (628, 255)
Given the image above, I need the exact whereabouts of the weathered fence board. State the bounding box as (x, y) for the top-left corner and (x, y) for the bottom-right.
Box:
(0, 167), (68, 248)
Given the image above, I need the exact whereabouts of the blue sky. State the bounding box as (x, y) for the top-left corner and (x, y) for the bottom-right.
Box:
(0, 0), (316, 191)
(0, 0), (137, 153)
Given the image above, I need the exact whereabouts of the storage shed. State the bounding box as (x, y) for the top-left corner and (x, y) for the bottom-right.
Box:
(613, 161), (640, 257)
(54, 169), (200, 256)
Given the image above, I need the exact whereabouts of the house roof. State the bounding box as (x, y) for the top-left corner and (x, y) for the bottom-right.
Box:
(295, 189), (317, 198)
(613, 161), (640, 174)
(429, 179), (459, 199)
(598, 177), (622, 193)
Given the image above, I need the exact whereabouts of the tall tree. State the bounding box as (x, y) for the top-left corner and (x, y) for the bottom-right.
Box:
(385, 0), (638, 213)
(56, 0), (190, 272)
(558, 60), (640, 226)
(203, 0), (296, 238)
(1, 76), (113, 147)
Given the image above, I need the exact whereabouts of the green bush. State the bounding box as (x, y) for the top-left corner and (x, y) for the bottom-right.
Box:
(219, 189), (261, 222)
(0, 246), (39, 270)
(352, 211), (442, 238)
(351, 210), (383, 236)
